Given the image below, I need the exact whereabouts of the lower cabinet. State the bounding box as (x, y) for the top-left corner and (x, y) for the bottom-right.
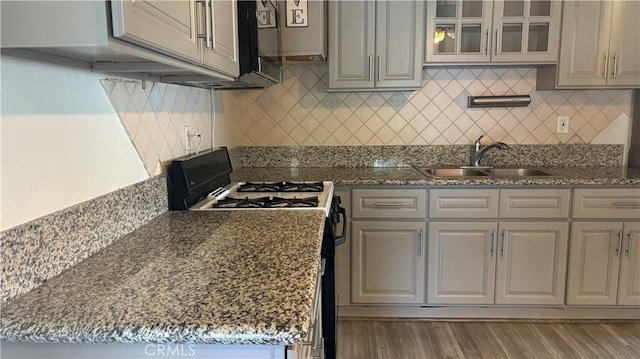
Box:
(567, 222), (640, 306)
(428, 221), (568, 305)
(351, 221), (425, 304)
(427, 222), (497, 304)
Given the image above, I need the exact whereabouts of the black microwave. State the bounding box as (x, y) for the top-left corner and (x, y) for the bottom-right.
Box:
(219, 0), (282, 89)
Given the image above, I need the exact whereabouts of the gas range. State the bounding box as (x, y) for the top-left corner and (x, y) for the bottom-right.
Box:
(167, 148), (343, 359)
(190, 181), (335, 217)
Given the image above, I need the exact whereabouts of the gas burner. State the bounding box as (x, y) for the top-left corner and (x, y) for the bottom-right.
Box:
(237, 182), (283, 192)
(264, 196), (320, 208)
(280, 181), (324, 192)
(211, 196), (270, 208)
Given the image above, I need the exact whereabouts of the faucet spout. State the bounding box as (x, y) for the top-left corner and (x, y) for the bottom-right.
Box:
(472, 136), (510, 167)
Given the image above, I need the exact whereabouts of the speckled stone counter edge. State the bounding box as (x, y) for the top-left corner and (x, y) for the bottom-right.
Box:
(229, 144), (624, 168)
(0, 175), (168, 304)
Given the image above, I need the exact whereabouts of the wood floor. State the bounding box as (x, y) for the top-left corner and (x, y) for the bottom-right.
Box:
(337, 319), (640, 359)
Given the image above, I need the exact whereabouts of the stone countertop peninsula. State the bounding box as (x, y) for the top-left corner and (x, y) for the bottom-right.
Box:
(1, 210), (326, 345)
(231, 166), (640, 186)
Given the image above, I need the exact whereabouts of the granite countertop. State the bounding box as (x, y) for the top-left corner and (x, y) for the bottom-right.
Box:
(231, 166), (640, 186)
(1, 210), (326, 345)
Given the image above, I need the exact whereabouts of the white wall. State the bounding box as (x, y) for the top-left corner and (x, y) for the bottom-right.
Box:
(0, 58), (148, 231)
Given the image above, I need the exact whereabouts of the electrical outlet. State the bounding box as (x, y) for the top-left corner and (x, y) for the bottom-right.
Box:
(557, 116), (569, 134)
(184, 125), (191, 153)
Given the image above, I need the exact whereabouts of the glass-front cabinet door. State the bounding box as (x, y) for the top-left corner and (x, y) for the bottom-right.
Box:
(424, 0), (561, 64)
(425, 0), (494, 63)
(491, 0), (561, 63)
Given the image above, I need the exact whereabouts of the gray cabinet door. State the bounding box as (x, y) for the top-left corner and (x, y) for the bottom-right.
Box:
(201, 0), (239, 77)
(111, 0), (201, 64)
(328, 0), (375, 89)
(329, 0), (423, 90)
(557, 0), (639, 88)
(606, 1), (640, 87)
(495, 222), (568, 305)
(351, 221), (426, 304)
(557, 1), (610, 87)
(567, 222), (622, 305)
(618, 222), (640, 306)
(427, 222), (497, 305)
(375, 0), (424, 88)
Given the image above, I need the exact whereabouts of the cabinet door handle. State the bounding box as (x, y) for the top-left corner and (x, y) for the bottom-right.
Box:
(616, 231), (623, 256)
(368, 55), (373, 81)
(485, 29), (489, 55)
(612, 53), (618, 79)
(376, 55), (381, 82)
(626, 231), (632, 256)
(205, 0), (212, 49)
(495, 29), (499, 55)
(196, 0), (208, 46)
(500, 230), (505, 256)
(603, 53), (609, 79)
(417, 229), (423, 257)
(373, 201), (404, 207)
(613, 201), (640, 208)
(490, 230), (496, 257)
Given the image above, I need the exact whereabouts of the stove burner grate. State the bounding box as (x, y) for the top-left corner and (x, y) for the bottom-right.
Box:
(280, 181), (324, 192)
(211, 196), (270, 208)
(264, 196), (319, 208)
(237, 182), (282, 192)
(236, 181), (324, 193)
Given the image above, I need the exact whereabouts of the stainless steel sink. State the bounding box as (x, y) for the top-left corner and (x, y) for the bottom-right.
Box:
(414, 167), (488, 177)
(414, 166), (551, 177)
(487, 168), (551, 177)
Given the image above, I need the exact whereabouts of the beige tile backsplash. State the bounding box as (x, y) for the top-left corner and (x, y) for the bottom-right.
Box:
(224, 65), (633, 147)
(102, 79), (215, 176)
(103, 65), (633, 173)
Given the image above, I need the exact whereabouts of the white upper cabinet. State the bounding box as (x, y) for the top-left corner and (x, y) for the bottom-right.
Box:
(425, 0), (561, 64)
(328, 0), (424, 91)
(552, 0), (639, 88)
(112, 0), (239, 77)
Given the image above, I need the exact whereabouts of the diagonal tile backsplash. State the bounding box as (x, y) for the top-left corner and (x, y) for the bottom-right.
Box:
(224, 65), (633, 147)
(102, 79), (215, 176)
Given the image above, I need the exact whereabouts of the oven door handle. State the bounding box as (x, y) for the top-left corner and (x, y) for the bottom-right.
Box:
(334, 206), (347, 246)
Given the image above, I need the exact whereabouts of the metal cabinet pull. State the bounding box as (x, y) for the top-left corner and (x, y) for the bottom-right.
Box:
(196, 0), (209, 47)
(490, 230), (496, 257)
(626, 231), (632, 256)
(616, 231), (623, 256)
(485, 29), (489, 55)
(495, 29), (499, 55)
(373, 201), (404, 207)
(500, 230), (505, 256)
(368, 55), (373, 81)
(417, 229), (423, 257)
(376, 55), (381, 82)
(205, 0), (212, 48)
(603, 53), (609, 79)
(612, 53), (618, 79)
(613, 201), (640, 208)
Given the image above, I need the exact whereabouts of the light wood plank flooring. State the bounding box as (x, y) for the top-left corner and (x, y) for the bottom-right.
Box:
(337, 319), (640, 359)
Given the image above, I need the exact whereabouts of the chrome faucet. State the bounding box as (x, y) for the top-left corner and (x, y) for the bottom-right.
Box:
(473, 135), (510, 167)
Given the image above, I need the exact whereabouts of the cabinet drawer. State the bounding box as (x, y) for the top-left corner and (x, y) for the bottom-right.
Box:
(499, 189), (570, 218)
(429, 189), (499, 219)
(352, 189), (426, 219)
(572, 188), (640, 219)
